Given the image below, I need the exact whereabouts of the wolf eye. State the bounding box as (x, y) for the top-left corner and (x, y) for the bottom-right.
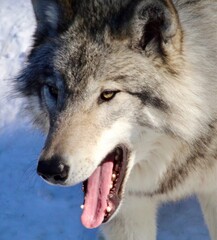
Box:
(48, 85), (58, 99)
(100, 90), (119, 102)
(42, 84), (59, 111)
(43, 84), (58, 100)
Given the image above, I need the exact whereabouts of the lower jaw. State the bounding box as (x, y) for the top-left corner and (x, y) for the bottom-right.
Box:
(103, 194), (122, 223)
(81, 146), (128, 228)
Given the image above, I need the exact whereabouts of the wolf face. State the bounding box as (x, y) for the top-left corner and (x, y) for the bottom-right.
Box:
(17, 0), (216, 230)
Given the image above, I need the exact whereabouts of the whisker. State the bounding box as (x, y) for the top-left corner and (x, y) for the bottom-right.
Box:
(18, 158), (38, 190)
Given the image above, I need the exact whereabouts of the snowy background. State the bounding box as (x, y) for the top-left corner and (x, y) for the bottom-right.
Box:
(0, 0), (210, 239)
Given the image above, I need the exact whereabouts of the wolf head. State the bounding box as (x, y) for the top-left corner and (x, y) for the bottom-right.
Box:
(16, 0), (212, 229)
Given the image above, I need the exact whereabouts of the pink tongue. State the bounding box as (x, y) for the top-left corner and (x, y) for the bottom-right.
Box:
(81, 160), (114, 229)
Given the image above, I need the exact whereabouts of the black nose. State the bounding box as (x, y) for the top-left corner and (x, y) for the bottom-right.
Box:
(37, 155), (69, 183)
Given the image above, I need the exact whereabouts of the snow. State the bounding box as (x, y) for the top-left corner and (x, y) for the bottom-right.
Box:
(0, 0), (210, 239)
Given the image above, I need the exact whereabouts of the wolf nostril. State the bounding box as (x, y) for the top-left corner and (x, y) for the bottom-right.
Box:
(53, 164), (69, 181)
(37, 156), (69, 182)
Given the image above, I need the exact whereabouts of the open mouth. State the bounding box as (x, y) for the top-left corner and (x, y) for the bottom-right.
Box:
(81, 145), (129, 229)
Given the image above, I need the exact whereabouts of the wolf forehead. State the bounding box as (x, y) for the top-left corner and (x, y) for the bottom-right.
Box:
(33, 0), (142, 44)
(31, 0), (145, 58)
(19, 0), (181, 99)
(28, 1), (145, 84)
(26, 0), (159, 90)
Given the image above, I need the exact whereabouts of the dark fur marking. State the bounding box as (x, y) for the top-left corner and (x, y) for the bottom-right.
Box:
(128, 129), (215, 198)
(128, 91), (169, 111)
(112, 75), (128, 82)
(156, 133), (213, 195)
(16, 43), (56, 97)
(64, 0), (142, 41)
(139, 2), (166, 56)
(128, 190), (152, 198)
(157, 155), (197, 195)
(179, 0), (204, 7)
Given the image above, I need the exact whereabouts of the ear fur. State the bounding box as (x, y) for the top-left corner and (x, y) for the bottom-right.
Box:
(132, 0), (182, 64)
(31, 0), (74, 36)
(32, 0), (59, 33)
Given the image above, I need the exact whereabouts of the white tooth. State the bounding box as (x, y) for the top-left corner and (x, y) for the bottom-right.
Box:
(107, 206), (112, 213)
(80, 205), (84, 209)
(112, 174), (116, 181)
(110, 184), (113, 189)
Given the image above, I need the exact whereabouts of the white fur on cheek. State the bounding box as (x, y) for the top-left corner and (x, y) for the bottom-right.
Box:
(65, 119), (140, 186)
(92, 119), (137, 164)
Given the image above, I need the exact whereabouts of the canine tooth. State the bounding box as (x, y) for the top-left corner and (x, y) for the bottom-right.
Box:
(112, 174), (116, 181)
(109, 194), (113, 198)
(110, 184), (113, 189)
(115, 155), (119, 161)
(106, 206), (112, 213)
(80, 205), (84, 209)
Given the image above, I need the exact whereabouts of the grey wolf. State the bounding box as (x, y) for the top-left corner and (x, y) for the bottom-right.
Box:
(16, 0), (217, 239)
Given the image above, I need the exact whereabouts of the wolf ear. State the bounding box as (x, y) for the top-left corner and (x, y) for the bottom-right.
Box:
(131, 0), (182, 62)
(31, 0), (60, 33)
(31, 0), (73, 36)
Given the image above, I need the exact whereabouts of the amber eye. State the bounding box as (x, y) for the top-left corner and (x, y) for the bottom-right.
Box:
(100, 90), (119, 102)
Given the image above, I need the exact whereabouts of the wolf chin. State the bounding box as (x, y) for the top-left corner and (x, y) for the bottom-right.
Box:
(16, 0), (217, 239)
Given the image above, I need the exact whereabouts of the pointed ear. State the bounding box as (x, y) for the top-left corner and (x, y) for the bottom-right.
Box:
(31, 0), (74, 36)
(32, 0), (59, 33)
(131, 0), (182, 63)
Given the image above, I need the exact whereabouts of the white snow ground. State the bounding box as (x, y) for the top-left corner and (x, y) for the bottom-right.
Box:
(0, 0), (210, 239)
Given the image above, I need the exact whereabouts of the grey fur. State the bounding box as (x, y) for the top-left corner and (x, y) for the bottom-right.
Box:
(16, 0), (217, 239)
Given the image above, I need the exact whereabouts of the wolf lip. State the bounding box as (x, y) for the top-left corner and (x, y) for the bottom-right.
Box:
(81, 146), (128, 228)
